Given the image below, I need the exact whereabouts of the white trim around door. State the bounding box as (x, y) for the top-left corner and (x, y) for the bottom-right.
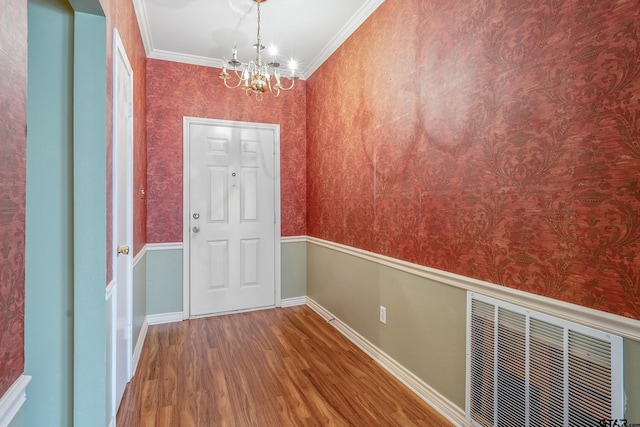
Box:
(182, 117), (281, 320)
(111, 27), (134, 420)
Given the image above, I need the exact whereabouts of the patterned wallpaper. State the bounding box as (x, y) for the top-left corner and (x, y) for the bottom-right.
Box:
(0, 0), (27, 397)
(146, 59), (307, 242)
(307, 0), (640, 320)
(101, 0), (148, 282)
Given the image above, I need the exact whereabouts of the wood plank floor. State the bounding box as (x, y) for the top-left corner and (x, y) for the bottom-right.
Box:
(117, 305), (453, 426)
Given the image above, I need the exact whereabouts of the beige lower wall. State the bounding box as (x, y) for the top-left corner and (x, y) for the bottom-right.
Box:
(306, 240), (640, 422)
(306, 242), (467, 410)
(626, 339), (640, 422)
(281, 241), (307, 300)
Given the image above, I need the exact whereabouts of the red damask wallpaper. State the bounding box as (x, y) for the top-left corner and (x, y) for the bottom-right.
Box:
(0, 0), (27, 397)
(146, 59), (307, 242)
(307, 0), (640, 320)
(101, 0), (148, 282)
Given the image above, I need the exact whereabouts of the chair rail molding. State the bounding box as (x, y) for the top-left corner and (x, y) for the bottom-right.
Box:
(305, 236), (640, 342)
(0, 375), (32, 427)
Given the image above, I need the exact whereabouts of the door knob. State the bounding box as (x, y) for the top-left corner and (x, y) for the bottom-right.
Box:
(117, 245), (130, 255)
(193, 212), (200, 219)
(192, 226), (200, 233)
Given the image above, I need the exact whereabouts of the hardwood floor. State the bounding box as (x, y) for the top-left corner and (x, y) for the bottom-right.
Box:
(117, 305), (453, 426)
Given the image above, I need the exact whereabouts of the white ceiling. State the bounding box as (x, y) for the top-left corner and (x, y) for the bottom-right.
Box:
(134, 0), (384, 79)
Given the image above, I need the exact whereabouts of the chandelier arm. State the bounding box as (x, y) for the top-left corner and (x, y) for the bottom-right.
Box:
(231, 68), (245, 80)
(266, 76), (281, 97)
(276, 77), (296, 91)
(223, 77), (244, 90)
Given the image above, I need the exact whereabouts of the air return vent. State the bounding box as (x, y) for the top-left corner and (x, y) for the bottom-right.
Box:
(466, 293), (624, 427)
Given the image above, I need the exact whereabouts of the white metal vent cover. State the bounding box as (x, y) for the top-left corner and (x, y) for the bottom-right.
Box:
(466, 292), (624, 427)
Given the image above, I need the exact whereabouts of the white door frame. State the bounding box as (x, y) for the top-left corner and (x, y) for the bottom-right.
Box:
(182, 117), (281, 319)
(111, 28), (134, 415)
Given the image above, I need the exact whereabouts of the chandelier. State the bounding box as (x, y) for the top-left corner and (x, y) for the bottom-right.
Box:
(219, 0), (297, 101)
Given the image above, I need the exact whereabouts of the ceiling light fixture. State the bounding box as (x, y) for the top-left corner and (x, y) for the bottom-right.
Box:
(219, 0), (297, 101)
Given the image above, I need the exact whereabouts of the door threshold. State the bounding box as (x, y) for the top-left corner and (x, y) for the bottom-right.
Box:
(189, 304), (277, 319)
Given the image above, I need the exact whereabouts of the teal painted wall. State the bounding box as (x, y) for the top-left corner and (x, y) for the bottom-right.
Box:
(146, 249), (183, 315)
(26, 1), (107, 425)
(72, 10), (106, 425)
(25, 1), (74, 425)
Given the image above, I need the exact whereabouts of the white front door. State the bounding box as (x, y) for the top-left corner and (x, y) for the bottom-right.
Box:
(113, 29), (133, 410)
(186, 119), (278, 317)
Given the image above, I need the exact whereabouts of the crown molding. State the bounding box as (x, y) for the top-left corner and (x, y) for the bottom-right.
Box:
(133, 0), (382, 79)
(303, 0), (385, 77)
(132, 0), (154, 56)
(148, 49), (225, 68)
(147, 49), (309, 80)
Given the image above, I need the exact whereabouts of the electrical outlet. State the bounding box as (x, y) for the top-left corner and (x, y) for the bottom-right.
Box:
(379, 306), (387, 324)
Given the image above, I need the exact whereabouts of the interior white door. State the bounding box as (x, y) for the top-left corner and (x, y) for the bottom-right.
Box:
(188, 121), (276, 316)
(113, 30), (133, 410)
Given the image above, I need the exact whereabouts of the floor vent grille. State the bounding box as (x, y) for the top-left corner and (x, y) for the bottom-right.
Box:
(466, 293), (624, 427)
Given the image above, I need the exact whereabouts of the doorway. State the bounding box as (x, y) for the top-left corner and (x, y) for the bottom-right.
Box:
(183, 118), (281, 318)
(112, 28), (134, 412)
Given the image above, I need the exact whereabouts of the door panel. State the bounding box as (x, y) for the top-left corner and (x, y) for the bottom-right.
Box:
(189, 122), (276, 316)
(209, 240), (229, 290)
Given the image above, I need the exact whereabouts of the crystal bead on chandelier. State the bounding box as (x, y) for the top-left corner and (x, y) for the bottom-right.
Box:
(219, 0), (297, 101)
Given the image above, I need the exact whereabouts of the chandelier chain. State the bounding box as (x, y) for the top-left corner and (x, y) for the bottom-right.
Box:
(256, 1), (261, 57)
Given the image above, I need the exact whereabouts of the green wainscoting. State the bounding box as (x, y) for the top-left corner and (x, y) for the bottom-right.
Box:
(281, 241), (307, 300)
(626, 339), (640, 422)
(306, 239), (640, 421)
(306, 242), (467, 410)
(146, 248), (184, 315)
(7, 406), (24, 427)
(146, 241), (308, 316)
(133, 253), (148, 344)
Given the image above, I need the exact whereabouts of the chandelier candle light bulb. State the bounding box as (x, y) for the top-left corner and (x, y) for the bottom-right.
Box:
(219, 0), (297, 101)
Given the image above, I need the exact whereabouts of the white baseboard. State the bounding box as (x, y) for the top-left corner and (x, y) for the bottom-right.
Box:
(306, 298), (470, 427)
(147, 312), (183, 325)
(0, 375), (31, 427)
(281, 296), (307, 307)
(132, 316), (148, 376)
